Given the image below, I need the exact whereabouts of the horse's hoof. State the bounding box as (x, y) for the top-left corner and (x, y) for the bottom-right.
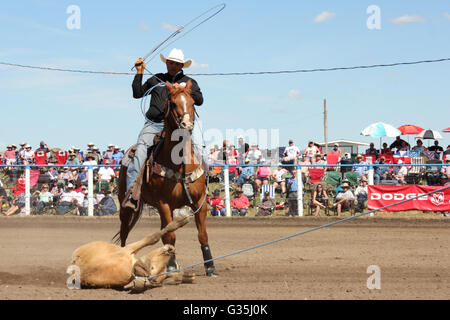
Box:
(205, 267), (219, 277)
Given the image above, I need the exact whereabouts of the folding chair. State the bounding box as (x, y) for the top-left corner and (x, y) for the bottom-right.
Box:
(325, 171), (341, 199)
(260, 184), (275, 200)
(405, 156), (425, 185)
(344, 171), (358, 187)
(326, 151), (340, 171)
(242, 182), (255, 208)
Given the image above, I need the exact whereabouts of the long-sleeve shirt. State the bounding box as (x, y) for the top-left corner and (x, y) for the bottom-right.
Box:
(132, 71), (203, 123)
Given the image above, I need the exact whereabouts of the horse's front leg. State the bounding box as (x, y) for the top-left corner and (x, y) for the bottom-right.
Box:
(193, 199), (219, 277)
(158, 202), (178, 272)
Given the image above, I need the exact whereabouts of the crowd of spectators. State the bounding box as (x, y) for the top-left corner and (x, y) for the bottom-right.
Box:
(0, 141), (123, 216)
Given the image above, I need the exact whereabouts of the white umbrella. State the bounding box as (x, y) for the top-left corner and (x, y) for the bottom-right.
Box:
(415, 129), (443, 140)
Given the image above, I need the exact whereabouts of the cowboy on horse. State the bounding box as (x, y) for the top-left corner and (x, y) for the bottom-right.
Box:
(118, 48), (219, 277)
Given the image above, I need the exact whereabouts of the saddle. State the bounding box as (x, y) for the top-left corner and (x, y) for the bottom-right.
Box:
(121, 131), (165, 210)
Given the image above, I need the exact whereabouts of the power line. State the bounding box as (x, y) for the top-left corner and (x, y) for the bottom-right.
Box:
(0, 58), (449, 77)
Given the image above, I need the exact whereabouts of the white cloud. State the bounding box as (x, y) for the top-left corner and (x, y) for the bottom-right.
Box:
(162, 22), (179, 31)
(288, 89), (300, 100)
(138, 21), (149, 30)
(444, 12), (450, 20)
(191, 60), (209, 69)
(390, 14), (426, 25)
(313, 11), (336, 23)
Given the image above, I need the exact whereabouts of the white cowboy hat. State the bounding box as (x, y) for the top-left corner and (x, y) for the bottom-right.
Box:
(160, 48), (192, 68)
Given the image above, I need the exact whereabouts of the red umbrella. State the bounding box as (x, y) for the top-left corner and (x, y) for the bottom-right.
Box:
(443, 127), (450, 133)
(398, 124), (424, 135)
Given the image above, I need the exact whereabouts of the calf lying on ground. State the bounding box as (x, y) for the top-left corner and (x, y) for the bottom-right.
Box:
(70, 216), (194, 292)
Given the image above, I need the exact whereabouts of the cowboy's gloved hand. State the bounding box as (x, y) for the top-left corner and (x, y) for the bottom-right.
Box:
(135, 58), (146, 74)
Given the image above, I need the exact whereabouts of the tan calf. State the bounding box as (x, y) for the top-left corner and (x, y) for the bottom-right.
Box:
(70, 216), (194, 292)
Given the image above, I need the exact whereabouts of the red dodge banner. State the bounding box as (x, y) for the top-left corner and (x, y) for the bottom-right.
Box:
(368, 185), (450, 212)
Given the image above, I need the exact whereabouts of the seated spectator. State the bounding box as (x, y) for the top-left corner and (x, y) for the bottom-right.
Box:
(72, 147), (84, 163)
(17, 142), (27, 164)
(441, 158), (450, 180)
(96, 190), (117, 216)
(83, 154), (98, 166)
(111, 146), (124, 163)
(254, 159), (271, 192)
(354, 177), (368, 212)
(92, 146), (102, 164)
(0, 185), (8, 209)
(98, 166), (115, 183)
(390, 136), (410, 152)
(392, 160), (408, 184)
(256, 191), (276, 216)
(21, 144), (35, 165)
(45, 166), (59, 183)
(228, 144), (238, 161)
(304, 141), (320, 162)
(236, 158), (255, 186)
(412, 139), (427, 155)
(298, 154), (311, 182)
(312, 183), (328, 217)
(85, 142), (95, 157)
(208, 189), (226, 216)
(2, 192), (26, 216)
(399, 140), (410, 152)
(76, 167), (89, 186)
(33, 184), (53, 214)
(59, 167), (74, 185)
(380, 143), (392, 155)
(272, 164), (288, 194)
(208, 146), (218, 163)
(312, 153), (326, 169)
(247, 143), (262, 163)
(50, 181), (64, 203)
(333, 182), (355, 217)
(352, 155), (368, 180)
(231, 188), (249, 216)
(374, 156), (390, 185)
(56, 183), (79, 215)
(103, 144), (115, 161)
(282, 140), (300, 165)
(3, 145), (17, 165)
(65, 153), (80, 166)
(428, 140), (444, 160)
(365, 143), (379, 156)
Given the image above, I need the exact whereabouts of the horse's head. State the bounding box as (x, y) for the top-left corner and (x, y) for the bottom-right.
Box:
(165, 80), (195, 132)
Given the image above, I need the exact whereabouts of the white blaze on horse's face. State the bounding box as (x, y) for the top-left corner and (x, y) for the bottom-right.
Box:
(179, 94), (194, 131)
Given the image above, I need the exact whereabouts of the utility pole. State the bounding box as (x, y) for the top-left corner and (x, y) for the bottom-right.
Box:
(324, 99), (328, 154)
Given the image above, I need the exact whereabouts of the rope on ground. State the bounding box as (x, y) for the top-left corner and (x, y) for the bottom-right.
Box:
(136, 184), (450, 282)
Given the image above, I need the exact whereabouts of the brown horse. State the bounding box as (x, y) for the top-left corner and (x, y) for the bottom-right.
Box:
(116, 80), (218, 276)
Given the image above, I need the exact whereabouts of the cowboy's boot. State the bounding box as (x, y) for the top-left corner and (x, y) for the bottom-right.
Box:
(201, 244), (219, 276)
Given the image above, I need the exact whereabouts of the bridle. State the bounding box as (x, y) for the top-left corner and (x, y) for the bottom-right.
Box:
(164, 92), (196, 131)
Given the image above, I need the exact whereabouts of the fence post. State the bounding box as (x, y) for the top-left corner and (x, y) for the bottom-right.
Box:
(223, 165), (231, 217)
(25, 166), (31, 216)
(368, 165), (374, 186)
(88, 166), (94, 216)
(297, 165), (303, 217)
(367, 165), (375, 216)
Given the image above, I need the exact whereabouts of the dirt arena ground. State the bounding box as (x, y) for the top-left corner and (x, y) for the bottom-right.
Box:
(0, 215), (449, 300)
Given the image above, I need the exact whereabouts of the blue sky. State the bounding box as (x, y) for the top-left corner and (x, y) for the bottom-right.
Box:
(0, 0), (449, 153)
